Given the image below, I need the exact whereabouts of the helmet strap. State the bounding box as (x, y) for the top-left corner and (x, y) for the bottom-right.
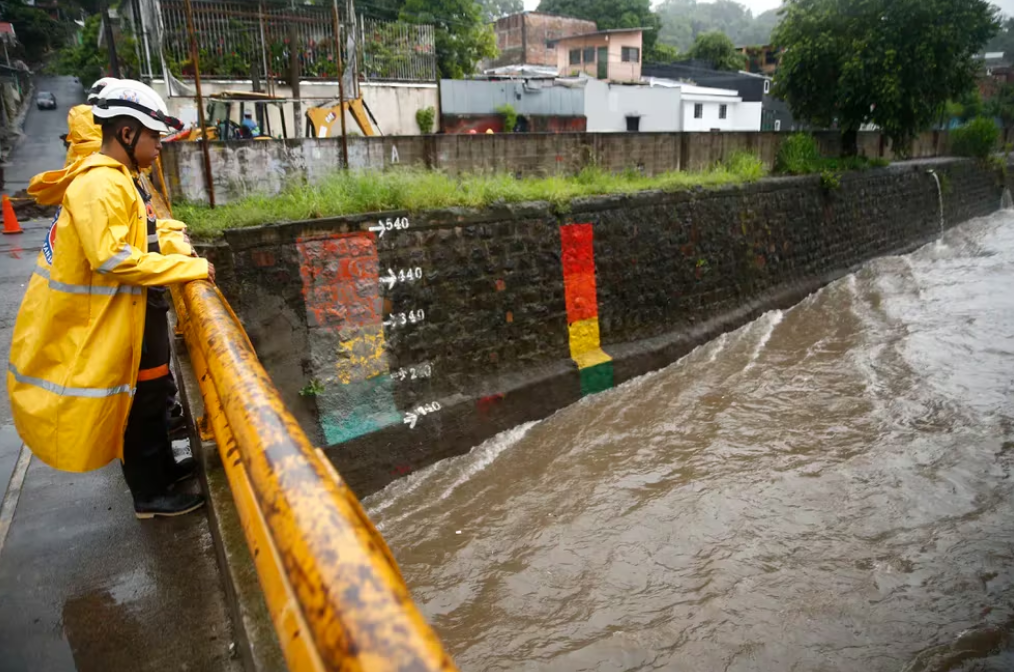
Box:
(116, 119), (143, 172)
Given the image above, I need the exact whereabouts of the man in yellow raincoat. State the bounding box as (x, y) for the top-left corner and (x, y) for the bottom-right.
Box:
(9, 80), (216, 518)
(63, 77), (116, 167)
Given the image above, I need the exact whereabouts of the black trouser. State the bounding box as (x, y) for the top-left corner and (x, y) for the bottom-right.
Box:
(122, 299), (176, 498)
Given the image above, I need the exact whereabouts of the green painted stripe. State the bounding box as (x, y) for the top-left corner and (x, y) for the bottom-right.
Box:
(579, 361), (614, 397)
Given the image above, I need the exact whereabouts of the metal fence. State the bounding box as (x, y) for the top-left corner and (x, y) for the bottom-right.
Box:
(358, 17), (436, 82)
(158, 0), (436, 82)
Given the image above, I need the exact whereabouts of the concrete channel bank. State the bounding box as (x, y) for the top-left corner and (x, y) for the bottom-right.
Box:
(194, 157), (1011, 503)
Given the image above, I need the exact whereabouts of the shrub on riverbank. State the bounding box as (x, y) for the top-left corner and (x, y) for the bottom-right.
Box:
(177, 153), (766, 239)
(950, 117), (1000, 159)
(775, 133), (889, 175)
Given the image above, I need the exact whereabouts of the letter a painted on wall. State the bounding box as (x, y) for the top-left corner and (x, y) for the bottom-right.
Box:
(560, 223), (613, 396)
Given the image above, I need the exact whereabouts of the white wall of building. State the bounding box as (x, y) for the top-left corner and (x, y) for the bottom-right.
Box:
(582, 79), (681, 132)
(731, 101), (762, 132)
(150, 80), (439, 137)
(679, 82), (751, 132)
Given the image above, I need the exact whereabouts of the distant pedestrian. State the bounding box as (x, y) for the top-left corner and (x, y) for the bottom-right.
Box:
(10, 80), (215, 519)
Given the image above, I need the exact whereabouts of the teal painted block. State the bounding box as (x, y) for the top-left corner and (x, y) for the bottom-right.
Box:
(579, 361), (614, 397)
(319, 375), (401, 445)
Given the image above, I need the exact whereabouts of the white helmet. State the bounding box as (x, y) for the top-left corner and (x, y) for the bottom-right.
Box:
(87, 76), (118, 103)
(93, 79), (180, 134)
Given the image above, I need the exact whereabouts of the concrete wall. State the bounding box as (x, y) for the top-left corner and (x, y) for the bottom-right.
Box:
(150, 80), (440, 137)
(162, 130), (957, 204)
(200, 158), (1011, 498)
(583, 80), (681, 132)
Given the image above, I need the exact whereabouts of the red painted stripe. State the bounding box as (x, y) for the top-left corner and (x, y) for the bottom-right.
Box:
(560, 223), (598, 324)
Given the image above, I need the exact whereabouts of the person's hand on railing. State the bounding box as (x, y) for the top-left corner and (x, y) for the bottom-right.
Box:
(206, 262), (216, 285)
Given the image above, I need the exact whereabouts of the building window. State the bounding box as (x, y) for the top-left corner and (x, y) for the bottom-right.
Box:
(719, 104), (727, 120)
(694, 103), (703, 119)
(570, 49), (581, 66)
(763, 79), (771, 94)
(583, 47), (596, 63)
(626, 115), (641, 132)
(621, 47), (640, 63)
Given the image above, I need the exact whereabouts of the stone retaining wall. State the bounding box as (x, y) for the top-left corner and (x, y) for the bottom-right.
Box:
(201, 158), (1010, 497)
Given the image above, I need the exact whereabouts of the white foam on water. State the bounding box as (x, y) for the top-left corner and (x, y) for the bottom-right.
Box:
(437, 421), (538, 502)
(743, 309), (784, 371)
(706, 332), (729, 364)
(369, 421), (539, 528)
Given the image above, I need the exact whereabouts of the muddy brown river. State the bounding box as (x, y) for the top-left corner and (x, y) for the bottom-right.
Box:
(365, 210), (1014, 672)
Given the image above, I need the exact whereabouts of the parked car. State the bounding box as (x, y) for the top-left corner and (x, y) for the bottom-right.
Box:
(36, 92), (57, 110)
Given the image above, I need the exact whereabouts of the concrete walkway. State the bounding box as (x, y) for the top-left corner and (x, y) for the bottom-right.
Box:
(0, 76), (241, 672)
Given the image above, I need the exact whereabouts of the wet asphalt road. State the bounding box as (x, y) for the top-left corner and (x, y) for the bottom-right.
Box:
(2, 74), (83, 196)
(0, 76), (240, 672)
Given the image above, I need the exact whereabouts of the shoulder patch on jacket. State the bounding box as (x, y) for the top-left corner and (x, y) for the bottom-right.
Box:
(42, 206), (61, 265)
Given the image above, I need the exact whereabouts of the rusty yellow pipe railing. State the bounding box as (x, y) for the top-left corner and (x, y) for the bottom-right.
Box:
(169, 279), (457, 671)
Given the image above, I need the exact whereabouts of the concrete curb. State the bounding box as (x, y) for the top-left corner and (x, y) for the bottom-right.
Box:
(170, 321), (287, 672)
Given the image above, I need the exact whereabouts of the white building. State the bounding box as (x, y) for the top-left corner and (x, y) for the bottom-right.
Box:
(568, 77), (761, 133)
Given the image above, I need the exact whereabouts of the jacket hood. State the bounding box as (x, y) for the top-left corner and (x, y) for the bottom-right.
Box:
(28, 154), (129, 206)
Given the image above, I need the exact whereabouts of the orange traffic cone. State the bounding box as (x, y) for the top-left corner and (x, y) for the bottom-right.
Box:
(2, 195), (22, 235)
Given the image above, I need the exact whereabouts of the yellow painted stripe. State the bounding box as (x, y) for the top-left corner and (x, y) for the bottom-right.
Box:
(567, 318), (612, 370)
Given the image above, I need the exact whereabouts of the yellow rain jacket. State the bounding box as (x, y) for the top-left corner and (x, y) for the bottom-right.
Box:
(64, 104), (102, 167)
(9, 154), (209, 472)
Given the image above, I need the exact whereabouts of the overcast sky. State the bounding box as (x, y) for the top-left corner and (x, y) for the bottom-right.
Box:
(521, 0), (1014, 19)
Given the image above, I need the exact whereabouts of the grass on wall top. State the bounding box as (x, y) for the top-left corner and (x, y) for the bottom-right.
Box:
(175, 153), (767, 239)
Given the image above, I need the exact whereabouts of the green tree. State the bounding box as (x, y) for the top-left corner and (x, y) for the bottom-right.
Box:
(646, 42), (681, 64)
(477, 0), (523, 22)
(773, 0), (999, 156)
(655, 0), (780, 52)
(2, 0), (70, 63)
(687, 30), (746, 70)
(986, 81), (1014, 127)
(984, 15), (1014, 55)
(535, 0), (663, 53)
(54, 13), (140, 83)
(400, 0), (496, 78)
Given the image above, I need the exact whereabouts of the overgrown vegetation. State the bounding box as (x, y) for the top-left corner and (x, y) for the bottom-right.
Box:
(177, 154), (766, 238)
(495, 104), (518, 133)
(415, 106), (435, 134)
(54, 14), (142, 85)
(773, 0), (999, 156)
(775, 134), (889, 177)
(950, 117), (1001, 159)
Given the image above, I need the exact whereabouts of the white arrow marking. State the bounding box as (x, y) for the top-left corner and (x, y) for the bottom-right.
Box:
(380, 269), (397, 289)
(403, 412), (418, 430)
(368, 223), (386, 237)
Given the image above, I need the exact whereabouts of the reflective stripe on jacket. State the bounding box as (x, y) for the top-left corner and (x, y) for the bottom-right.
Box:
(64, 104), (102, 168)
(9, 154), (209, 472)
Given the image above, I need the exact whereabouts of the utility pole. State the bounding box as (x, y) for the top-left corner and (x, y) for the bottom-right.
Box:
(289, 22), (302, 138)
(101, 3), (121, 78)
(331, 0), (349, 169)
(183, 0), (215, 208)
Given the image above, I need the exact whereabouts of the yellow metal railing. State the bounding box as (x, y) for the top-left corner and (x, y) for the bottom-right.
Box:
(150, 175), (457, 672)
(171, 280), (457, 672)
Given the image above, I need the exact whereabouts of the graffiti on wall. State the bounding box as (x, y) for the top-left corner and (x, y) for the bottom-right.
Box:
(298, 232), (401, 444)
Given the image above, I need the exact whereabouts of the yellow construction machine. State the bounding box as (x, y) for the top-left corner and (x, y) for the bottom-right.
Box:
(164, 91), (380, 142)
(305, 96), (379, 138)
